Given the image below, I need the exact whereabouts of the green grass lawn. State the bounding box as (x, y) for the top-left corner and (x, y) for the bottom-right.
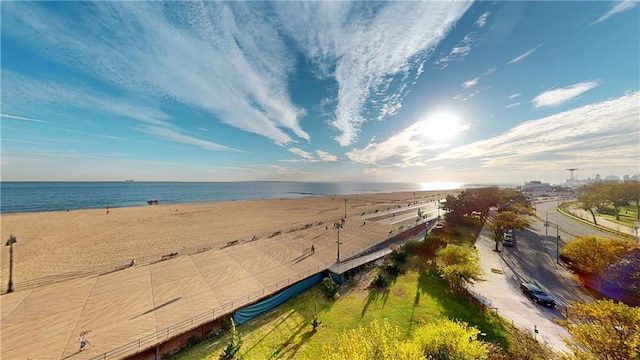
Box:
(170, 260), (509, 360)
(598, 204), (639, 228)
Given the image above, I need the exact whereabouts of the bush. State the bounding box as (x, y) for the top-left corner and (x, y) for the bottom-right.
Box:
(322, 277), (339, 299)
(372, 273), (389, 287)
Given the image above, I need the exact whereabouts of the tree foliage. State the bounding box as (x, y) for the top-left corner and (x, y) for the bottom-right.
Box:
(219, 318), (243, 360)
(320, 318), (489, 360)
(436, 244), (484, 292)
(577, 181), (640, 222)
(560, 236), (633, 275)
(559, 299), (640, 360)
(487, 211), (529, 251)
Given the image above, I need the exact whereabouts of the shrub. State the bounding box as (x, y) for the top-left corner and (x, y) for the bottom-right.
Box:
(321, 277), (339, 299)
(372, 273), (389, 287)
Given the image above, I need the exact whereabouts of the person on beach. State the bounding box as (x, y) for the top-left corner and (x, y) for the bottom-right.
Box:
(79, 331), (91, 351)
(311, 245), (315, 254)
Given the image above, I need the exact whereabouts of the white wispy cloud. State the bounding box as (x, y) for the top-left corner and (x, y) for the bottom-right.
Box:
(531, 81), (598, 108)
(461, 68), (496, 89)
(2, 2), (308, 146)
(316, 150), (339, 162)
(0, 113), (53, 124)
(506, 47), (537, 64)
(435, 33), (477, 69)
(508, 93), (521, 99)
(2, 71), (238, 152)
(346, 119), (470, 167)
(462, 78), (480, 89)
(287, 147), (316, 161)
(430, 92), (640, 171)
(593, 0), (638, 25)
(505, 102), (520, 109)
(476, 12), (490, 28)
(273, 2), (472, 146)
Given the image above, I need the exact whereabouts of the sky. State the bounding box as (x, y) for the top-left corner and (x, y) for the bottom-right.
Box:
(1, 1), (639, 185)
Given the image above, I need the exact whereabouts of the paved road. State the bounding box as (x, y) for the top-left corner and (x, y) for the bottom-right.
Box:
(470, 200), (629, 354)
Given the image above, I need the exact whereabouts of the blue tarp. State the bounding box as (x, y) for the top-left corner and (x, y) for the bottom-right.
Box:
(233, 273), (324, 325)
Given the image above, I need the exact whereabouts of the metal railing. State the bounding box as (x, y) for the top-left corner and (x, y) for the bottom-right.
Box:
(88, 221), (429, 360)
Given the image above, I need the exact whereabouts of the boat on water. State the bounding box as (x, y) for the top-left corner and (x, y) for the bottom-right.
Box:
(125, 179), (134, 182)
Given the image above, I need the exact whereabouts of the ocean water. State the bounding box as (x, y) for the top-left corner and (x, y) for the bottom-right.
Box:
(0, 181), (463, 214)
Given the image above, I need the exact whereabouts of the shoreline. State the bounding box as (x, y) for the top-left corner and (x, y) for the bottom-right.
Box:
(0, 190), (459, 285)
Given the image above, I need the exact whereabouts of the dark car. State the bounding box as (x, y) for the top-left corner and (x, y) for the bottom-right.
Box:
(520, 282), (556, 307)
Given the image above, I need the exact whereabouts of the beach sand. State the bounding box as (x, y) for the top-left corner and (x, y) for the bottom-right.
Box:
(0, 191), (456, 285)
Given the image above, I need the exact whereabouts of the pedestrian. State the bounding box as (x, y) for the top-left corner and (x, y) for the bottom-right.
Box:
(79, 331), (91, 351)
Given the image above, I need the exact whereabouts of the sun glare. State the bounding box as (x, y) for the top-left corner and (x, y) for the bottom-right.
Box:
(424, 113), (462, 141)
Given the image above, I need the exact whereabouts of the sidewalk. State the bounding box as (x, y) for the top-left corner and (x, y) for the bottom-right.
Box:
(470, 231), (571, 354)
(565, 206), (637, 238)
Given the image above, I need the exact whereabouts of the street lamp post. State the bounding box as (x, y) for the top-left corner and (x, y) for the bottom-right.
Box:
(556, 224), (560, 264)
(334, 222), (343, 263)
(5, 234), (17, 293)
(545, 210), (549, 241)
(343, 199), (347, 219)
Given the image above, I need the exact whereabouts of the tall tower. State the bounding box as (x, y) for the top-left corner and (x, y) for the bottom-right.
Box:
(566, 168), (578, 180)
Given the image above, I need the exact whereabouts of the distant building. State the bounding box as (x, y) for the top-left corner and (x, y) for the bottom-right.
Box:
(522, 180), (572, 198)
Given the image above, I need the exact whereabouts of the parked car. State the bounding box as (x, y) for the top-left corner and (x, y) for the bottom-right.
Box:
(503, 238), (514, 247)
(520, 282), (556, 307)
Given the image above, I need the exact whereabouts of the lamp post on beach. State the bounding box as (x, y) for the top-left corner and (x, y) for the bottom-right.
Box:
(343, 199), (348, 219)
(334, 222), (343, 262)
(5, 234), (17, 293)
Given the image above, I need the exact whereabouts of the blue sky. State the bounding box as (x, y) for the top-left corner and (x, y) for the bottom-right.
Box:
(1, 1), (638, 185)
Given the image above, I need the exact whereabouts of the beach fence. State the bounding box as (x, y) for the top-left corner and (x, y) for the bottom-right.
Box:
(88, 220), (431, 359)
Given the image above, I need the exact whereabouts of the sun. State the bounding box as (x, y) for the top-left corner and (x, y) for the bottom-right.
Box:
(423, 112), (463, 142)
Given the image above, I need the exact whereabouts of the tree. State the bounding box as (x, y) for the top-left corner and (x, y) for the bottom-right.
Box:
(219, 318), (243, 360)
(320, 318), (489, 360)
(560, 299), (640, 360)
(622, 180), (640, 221)
(436, 244), (484, 292)
(487, 211), (529, 251)
(560, 236), (632, 275)
(576, 185), (600, 225)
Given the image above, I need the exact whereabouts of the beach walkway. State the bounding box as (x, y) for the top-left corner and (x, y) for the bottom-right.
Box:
(1, 204), (433, 360)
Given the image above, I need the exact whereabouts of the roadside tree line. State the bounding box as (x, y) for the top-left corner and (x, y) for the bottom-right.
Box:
(576, 180), (640, 224)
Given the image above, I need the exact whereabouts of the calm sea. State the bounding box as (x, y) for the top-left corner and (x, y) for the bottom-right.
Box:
(0, 182), (465, 214)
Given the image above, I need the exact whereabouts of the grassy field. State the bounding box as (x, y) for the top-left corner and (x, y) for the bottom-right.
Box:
(598, 204), (639, 228)
(170, 264), (510, 360)
(169, 219), (515, 360)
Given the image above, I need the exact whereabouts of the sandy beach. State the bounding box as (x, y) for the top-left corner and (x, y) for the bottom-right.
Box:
(0, 190), (455, 285)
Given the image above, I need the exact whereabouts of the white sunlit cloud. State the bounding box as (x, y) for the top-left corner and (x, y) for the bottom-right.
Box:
(274, 2), (473, 146)
(346, 114), (470, 167)
(316, 150), (339, 162)
(431, 92), (640, 172)
(287, 147), (316, 161)
(476, 12), (490, 28)
(505, 102), (520, 109)
(531, 81), (598, 108)
(593, 0), (638, 25)
(506, 47), (537, 64)
(1, 2), (308, 146)
(508, 93), (521, 99)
